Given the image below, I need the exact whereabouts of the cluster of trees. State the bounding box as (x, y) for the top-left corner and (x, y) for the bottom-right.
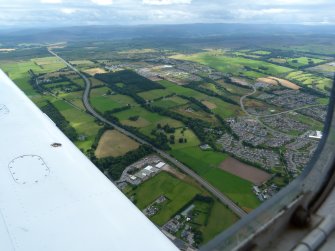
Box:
(150, 130), (170, 149)
(146, 105), (218, 147)
(104, 111), (172, 150)
(153, 123), (189, 145)
(41, 101), (78, 141)
(157, 123), (176, 133)
(92, 145), (154, 181)
(178, 94), (212, 114)
(129, 115), (139, 121)
(95, 70), (164, 93)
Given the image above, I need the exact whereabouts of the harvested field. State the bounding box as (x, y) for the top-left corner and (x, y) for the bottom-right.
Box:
(202, 100), (217, 109)
(95, 130), (140, 158)
(83, 67), (107, 76)
(231, 77), (249, 86)
(257, 77), (278, 86)
(162, 165), (187, 181)
(219, 157), (271, 185)
(268, 77), (300, 90)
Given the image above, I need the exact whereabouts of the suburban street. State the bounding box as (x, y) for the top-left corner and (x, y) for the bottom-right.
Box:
(49, 49), (248, 218)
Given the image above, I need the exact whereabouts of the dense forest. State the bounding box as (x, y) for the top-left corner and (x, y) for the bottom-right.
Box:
(95, 70), (164, 93)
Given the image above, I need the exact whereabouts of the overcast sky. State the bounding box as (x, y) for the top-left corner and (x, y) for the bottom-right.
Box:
(0, 0), (334, 27)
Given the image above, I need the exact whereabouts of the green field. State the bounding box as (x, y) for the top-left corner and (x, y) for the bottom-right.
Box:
(307, 62), (335, 78)
(170, 146), (228, 175)
(285, 57), (325, 68)
(251, 50), (272, 55)
(138, 88), (175, 100)
(51, 99), (102, 151)
(169, 128), (201, 150)
(130, 172), (201, 225)
(231, 51), (261, 59)
(173, 104), (218, 123)
(243, 70), (266, 79)
(0, 57), (66, 96)
(58, 91), (85, 110)
(152, 95), (189, 109)
(286, 71), (332, 91)
(32, 56), (66, 72)
(170, 146), (259, 210)
(113, 105), (184, 135)
(44, 80), (75, 91)
(171, 52), (293, 76)
(127, 171), (238, 242)
(202, 200), (239, 243)
(158, 80), (242, 118)
(90, 87), (137, 113)
(203, 168), (260, 211)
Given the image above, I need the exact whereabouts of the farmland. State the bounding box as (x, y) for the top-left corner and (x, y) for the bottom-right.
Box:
(169, 146), (259, 210)
(113, 106), (183, 129)
(126, 171), (238, 243)
(171, 52), (293, 77)
(138, 88), (175, 100)
(52, 99), (102, 151)
(219, 157), (271, 185)
(286, 71), (332, 91)
(1, 27), (333, 248)
(95, 130), (140, 158)
(90, 87), (137, 113)
(83, 67), (107, 76)
(307, 62), (335, 78)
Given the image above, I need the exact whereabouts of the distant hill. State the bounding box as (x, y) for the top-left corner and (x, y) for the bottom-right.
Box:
(1, 23), (335, 44)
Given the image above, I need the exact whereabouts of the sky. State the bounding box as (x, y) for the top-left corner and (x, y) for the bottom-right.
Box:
(0, 0), (334, 27)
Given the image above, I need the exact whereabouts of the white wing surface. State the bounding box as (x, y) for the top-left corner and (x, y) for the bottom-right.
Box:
(0, 70), (177, 251)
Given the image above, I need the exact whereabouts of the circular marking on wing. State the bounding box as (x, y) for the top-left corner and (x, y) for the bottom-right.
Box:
(8, 155), (50, 185)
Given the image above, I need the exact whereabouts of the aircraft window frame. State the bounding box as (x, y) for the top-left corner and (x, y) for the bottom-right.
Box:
(201, 76), (335, 251)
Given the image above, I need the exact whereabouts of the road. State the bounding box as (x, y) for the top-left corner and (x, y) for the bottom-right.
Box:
(240, 84), (323, 119)
(49, 49), (247, 218)
(240, 84), (257, 115)
(239, 85), (324, 143)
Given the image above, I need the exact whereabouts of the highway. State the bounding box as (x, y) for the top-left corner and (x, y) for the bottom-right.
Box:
(49, 49), (247, 218)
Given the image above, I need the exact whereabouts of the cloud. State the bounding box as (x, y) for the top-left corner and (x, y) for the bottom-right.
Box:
(60, 8), (77, 14)
(1, 0), (335, 27)
(237, 8), (288, 17)
(143, 0), (192, 5)
(91, 0), (113, 5)
(40, 0), (62, 3)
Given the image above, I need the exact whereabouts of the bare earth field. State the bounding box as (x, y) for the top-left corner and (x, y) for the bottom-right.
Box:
(257, 76), (300, 90)
(219, 157), (271, 185)
(83, 67), (107, 76)
(257, 77), (278, 86)
(231, 77), (250, 86)
(268, 77), (300, 90)
(95, 130), (140, 158)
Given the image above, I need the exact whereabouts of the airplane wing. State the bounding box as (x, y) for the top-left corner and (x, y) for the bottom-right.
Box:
(0, 69), (178, 251)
